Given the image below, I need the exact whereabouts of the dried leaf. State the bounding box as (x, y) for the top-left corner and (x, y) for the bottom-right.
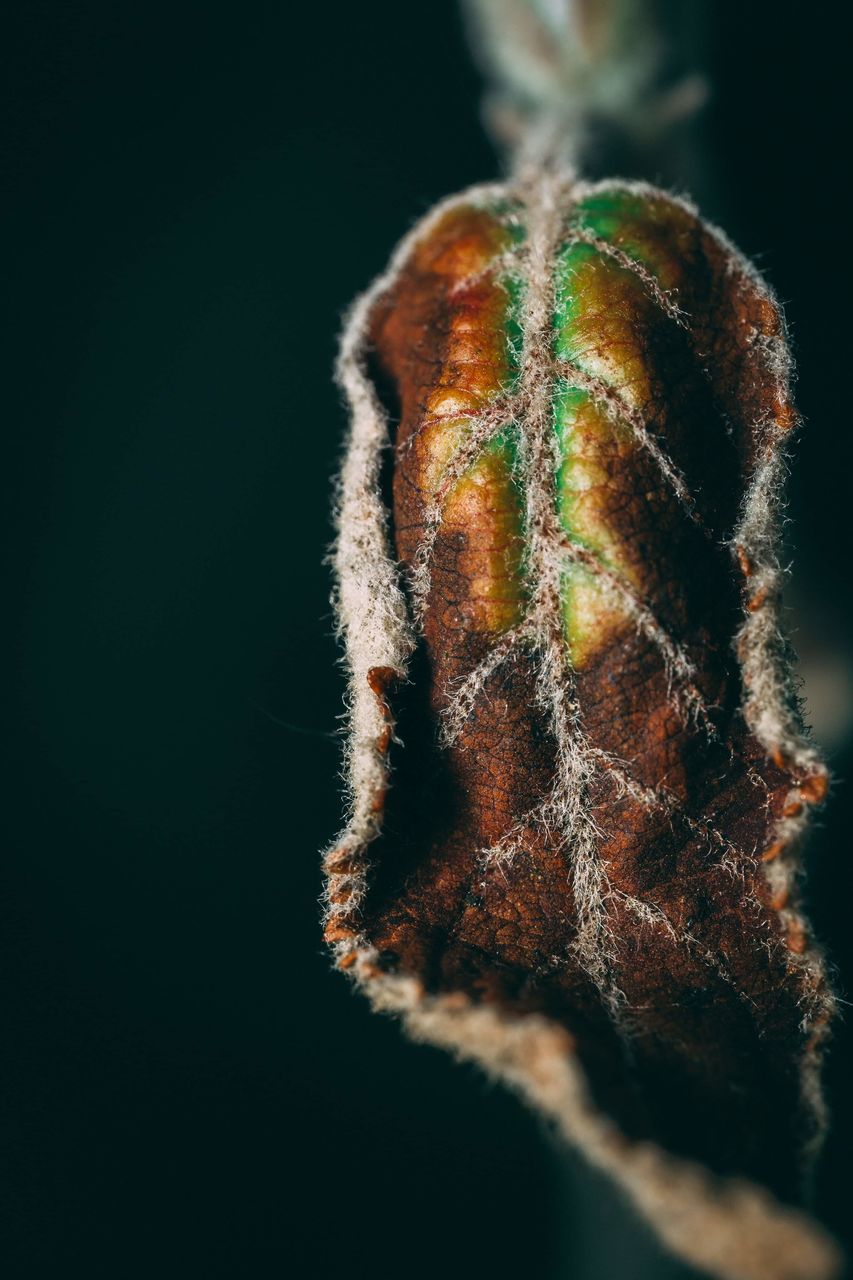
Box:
(325, 176), (838, 1280)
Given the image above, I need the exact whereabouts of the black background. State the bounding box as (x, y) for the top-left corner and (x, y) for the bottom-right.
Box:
(4, 2), (852, 1276)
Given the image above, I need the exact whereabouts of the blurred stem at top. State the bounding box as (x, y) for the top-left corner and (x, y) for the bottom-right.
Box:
(464, 0), (714, 202)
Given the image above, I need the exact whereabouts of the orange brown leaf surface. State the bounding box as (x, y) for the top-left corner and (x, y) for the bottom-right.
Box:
(326, 179), (836, 1279)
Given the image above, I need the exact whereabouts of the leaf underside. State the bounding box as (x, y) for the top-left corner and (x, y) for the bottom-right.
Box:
(326, 181), (833, 1254)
